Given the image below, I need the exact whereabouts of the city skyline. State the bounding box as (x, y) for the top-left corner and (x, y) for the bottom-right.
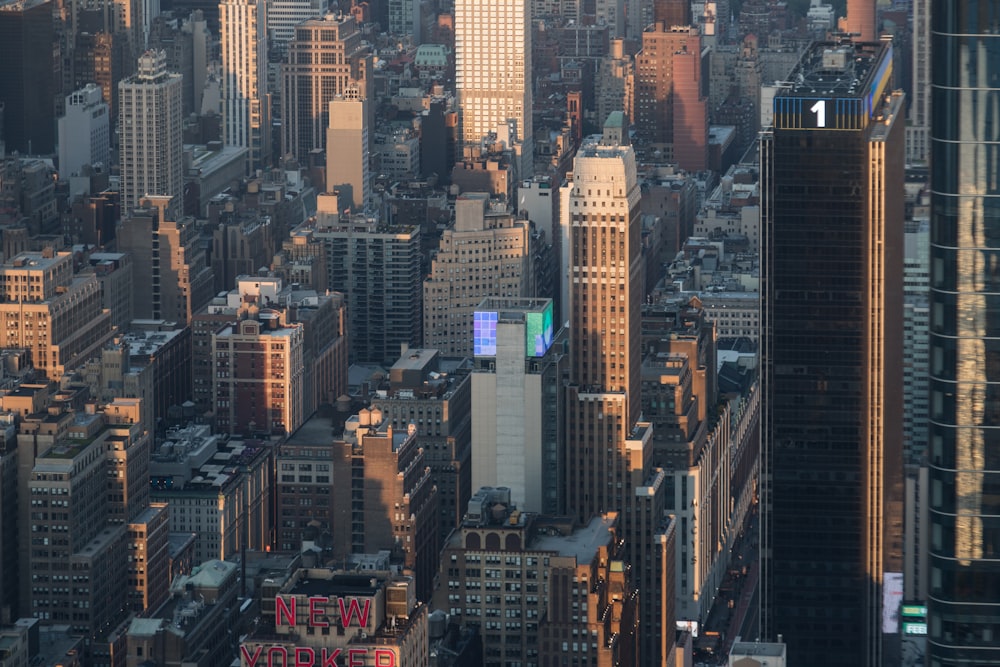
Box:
(0, 0), (953, 664)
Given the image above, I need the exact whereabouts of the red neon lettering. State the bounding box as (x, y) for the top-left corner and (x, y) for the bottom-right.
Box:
(240, 645), (263, 667)
(338, 598), (371, 628)
(374, 648), (397, 667)
(309, 596), (329, 627)
(348, 649), (367, 667)
(275, 595), (296, 627)
(267, 646), (288, 664)
(320, 648), (342, 667)
(294, 647), (315, 667)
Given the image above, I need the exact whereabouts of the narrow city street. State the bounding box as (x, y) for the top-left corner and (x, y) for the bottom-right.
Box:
(694, 507), (759, 665)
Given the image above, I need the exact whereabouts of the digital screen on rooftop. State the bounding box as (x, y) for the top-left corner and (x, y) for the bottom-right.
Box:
(526, 302), (554, 357)
(473, 310), (498, 356)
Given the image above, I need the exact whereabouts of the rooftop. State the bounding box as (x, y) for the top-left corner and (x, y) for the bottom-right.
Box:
(128, 617), (165, 638)
(532, 513), (617, 564)
(288, 573), (383, 598)
(782, 40), (886, 98)
(176, 559), (238, 590)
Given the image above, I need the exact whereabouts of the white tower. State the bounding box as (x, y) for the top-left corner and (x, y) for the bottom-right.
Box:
(118, 50), (183, 219)
(454, 0), (533, 178)
(59, 83), (110, 180)
(220, 0), (270, 171)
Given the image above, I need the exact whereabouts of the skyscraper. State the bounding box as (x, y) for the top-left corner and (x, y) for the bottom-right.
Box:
(59, 84), (111, 180)
(907, 0), (930, 163)
(561, 118), (674, 666)
(927, 3), (1000, 664)
(220, 0), (269, 170)
(118, 50), (183, 219)
(280, 14), (372, 163)
(314, 196), (422, 365)
(267, 0), (324, 47)
(325, 95), (370, 211)
(454, 0), (533, 178)
(0, 0), (57, 155)
(563, 126), (643, 520)
(470, 297), (565, 514)
(634, 0), (697, 155)
(761, 41), (904, 666)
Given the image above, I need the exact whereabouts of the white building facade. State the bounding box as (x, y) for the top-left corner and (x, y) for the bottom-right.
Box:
(454, 0), (533, 178)
(220, 0), (270, 170)
(59, 83), (110, 179)
(118, 51), (183, 219)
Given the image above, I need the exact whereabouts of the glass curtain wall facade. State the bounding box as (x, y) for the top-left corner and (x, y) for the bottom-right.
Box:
(760, 41), (904, 667)
(928, 2), (1000, 665)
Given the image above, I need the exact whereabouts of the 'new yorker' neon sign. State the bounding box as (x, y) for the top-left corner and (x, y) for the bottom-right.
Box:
(240, 595), (398, 667)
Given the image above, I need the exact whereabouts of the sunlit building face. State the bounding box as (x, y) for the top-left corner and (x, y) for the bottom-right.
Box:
(927, 2), (1000, 665)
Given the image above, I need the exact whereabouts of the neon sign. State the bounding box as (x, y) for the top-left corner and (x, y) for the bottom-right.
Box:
(240, 596), (398, 667)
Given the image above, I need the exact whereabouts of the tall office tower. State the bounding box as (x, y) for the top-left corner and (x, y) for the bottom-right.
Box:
(928, 3), (1000, 664)
(0, 251), (114, 381)
(0, 0), (57, 155)
(454, 0), (533, 179)
(596, 39), (634, 138)
(331, 408), (440, 601)
(761, 41), (904, 666)
(671, 42), (709, 172)
(220, 0), (269, 171)
(634, 23), (706, 170)
(281, 14), (373, 163)
(563, 128), (643, 519)
(370, 349), (474, 539)
(423, 193), (536, 356)
(117, 196), (215, 325)
(213, 316), (305, 435)
(267, 0), (323, 47)
(148, 10), (211, 117)
(26, 411), (135, 644)
(470, 298), (565, 514)
(326, 95), (370, 211)
(908, 0), (929, 163)
(73, 29), (129, 124)
(562, 122), (676, 667)
(903, 218), (930, 464)
(58, 84), (111, 180)
(315, 197), (422, 365)
(845, 0), (875, 42)
(119, 50), (183, 220)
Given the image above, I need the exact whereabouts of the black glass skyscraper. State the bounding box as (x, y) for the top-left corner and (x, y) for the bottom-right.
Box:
(0, 0), (57, 155)
(761, 40), (905, 666)
(928, 2), (1000, 665)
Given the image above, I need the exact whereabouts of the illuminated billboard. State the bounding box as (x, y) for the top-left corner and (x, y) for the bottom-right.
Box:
(525, 301), (554, 357)
(473, 310), (498, 356)
(882, 572), (904, 634)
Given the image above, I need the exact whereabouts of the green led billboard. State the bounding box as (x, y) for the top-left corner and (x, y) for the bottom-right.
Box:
(525, 301), (554, 357)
